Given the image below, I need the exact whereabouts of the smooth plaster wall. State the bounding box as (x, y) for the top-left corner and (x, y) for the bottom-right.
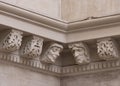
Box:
(0, 62), (60, 86)
(61, 70), (120, 86)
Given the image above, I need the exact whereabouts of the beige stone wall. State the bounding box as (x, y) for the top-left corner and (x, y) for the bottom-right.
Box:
(61, 0), (120, 21)
(1, 0), (120, 22)
(61, 0), (90, 21)
(61, 70), (120, 86)
(0, 0), (61, 19)
(0, 62), (60, 86)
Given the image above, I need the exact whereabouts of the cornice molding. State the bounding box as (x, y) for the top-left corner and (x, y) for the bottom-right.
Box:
(1, 1), (120, 43)
(0, 52), (62, 76)
(0, 1), (67, 32)
(1, 51), (120, 77)
(62, 60), (120, 77)
(0, 1), (120, 33)
(67, 14), (120, 32)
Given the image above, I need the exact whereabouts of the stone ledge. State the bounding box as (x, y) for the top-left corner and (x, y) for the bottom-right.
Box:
(1, 1), (120, 32)
(62, 60), (120, 76)
(0, 52), (62, 76)
(0, 51), (120, 77)
(1, 1), (120, 43)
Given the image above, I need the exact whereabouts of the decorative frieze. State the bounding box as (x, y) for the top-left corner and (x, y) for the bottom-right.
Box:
(0, 29), (23, 52)
(41, 43), (63, 64)
(1, 51), (120, 77)
(68, 42), (91, 65)
(0, 52), (61, 75)
(0, 28), (120, 77)
(20, 36), (43, 58)
(97, 38), (119, 60)
(62, 60), (120, 76)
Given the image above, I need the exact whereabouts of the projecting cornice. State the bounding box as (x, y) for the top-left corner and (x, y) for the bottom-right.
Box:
(1, 1), (120, 32)
(1, 1), (120, 43)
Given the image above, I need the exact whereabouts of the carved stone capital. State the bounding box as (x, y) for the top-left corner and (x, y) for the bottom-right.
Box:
(20, 36), (43, 58)
(0, 29), (23, 52)
(68, 42), (90, 65)
(41, 43), (63, 64)
(97, 38), (119, 60)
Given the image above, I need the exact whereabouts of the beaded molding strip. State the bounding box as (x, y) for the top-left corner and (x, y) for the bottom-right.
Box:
(62, 60), (120, 76)
(0, 52), (120, 76)
(0, 52), (62, 76)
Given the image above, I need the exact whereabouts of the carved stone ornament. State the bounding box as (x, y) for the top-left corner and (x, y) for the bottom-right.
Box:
(0, 29), (23, 52)
(97, 38), (119, 60)
(41, 43), (63, 64)
(20, 36), (43, 58)
(68, 42), (90, 65)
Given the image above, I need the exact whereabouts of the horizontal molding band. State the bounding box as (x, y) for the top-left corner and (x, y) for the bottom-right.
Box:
(62, 60), (120, 76)
(1, 1), (120, 43)
(0, 1), (67, 32)
(0, 1), (120, 33)
(0, 13), (66, 43)
(0, 51), (120, 77)
(0, 52), (62, 76)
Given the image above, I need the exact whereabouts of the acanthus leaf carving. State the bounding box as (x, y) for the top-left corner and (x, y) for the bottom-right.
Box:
(97, 38), (119, 60)
(20, 36), (43, 58)
(68, 42), (91, 65)
(0, 29), (23, 52)
(41, 43), (63, 64)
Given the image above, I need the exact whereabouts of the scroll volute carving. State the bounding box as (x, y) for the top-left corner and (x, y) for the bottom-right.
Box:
(0, 29), (23, 52)
(97, 38), (119, 60)
(41, 43), (63, 64)
(68, 42), (90, 65)
(20, 36), (43, 58)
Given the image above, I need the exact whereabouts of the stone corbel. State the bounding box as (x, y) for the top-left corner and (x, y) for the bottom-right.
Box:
(41, 43), (63, 64)
(97, 38), (119, 60)
(20, 36), (43, 58)
(0, 29), (23, 52)
(68, 42), (91, 65)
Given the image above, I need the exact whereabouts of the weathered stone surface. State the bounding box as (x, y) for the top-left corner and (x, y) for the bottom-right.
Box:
(20, 36), (43, 58)
(0, 62), (60, 86)
(97, 38), (119, 60)
(61, 70), (120, 86)
(0, 29), (23, 52)
(0, 0), (61, 19)
(61, 0), (120, 21)
(1, 0), (120, 21)
(0, 0), (120, 86)
(69, 42), (90, 65)
(41, 43), (63, 64)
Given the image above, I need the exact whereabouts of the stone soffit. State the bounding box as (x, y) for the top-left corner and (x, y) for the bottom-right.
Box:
(1, 1), (120, 77)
